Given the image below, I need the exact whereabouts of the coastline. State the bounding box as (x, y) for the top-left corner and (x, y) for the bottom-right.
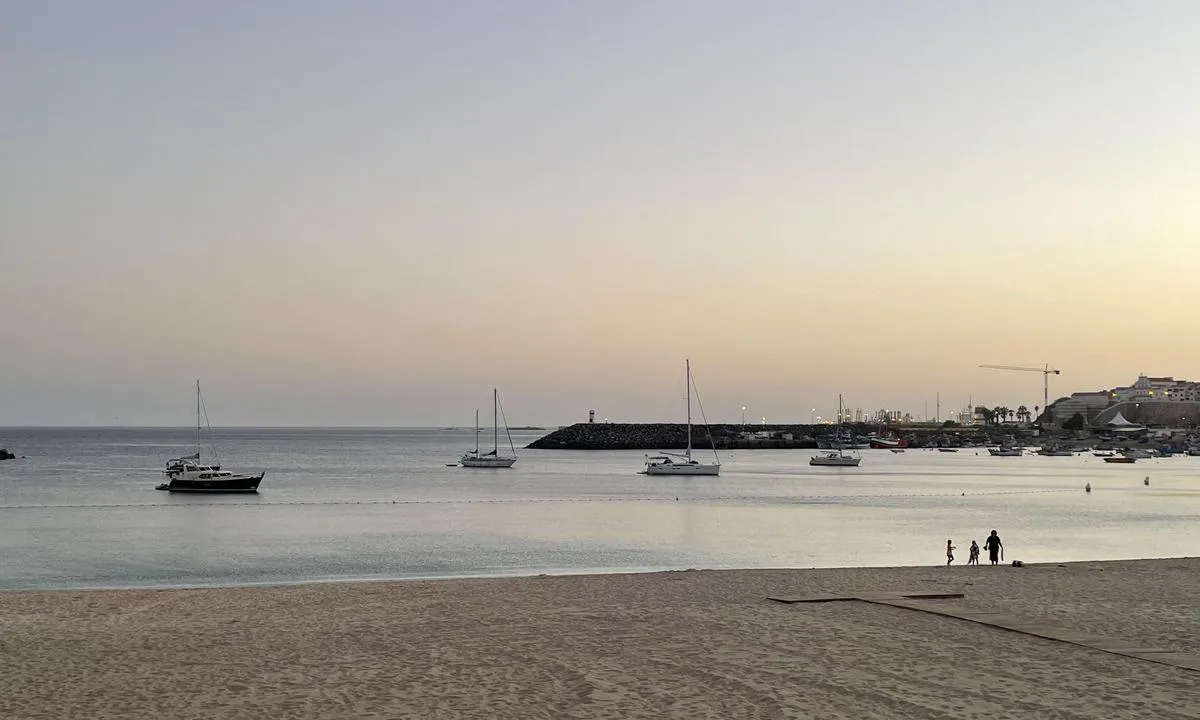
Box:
(3, 557), (1196, 719)
(523, 422), (1167, 450)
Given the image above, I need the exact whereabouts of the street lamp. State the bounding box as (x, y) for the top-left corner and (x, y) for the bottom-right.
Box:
(810, 407), (815, 424)
(741, 406), (746, 430)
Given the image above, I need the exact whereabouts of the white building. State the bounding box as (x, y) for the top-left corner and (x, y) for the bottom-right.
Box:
(1112, 375), (1200, 402)
(1051, 375), (1200, 427)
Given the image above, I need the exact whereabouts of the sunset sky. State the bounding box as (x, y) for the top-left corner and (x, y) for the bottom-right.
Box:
(3, 1), (1198, 426)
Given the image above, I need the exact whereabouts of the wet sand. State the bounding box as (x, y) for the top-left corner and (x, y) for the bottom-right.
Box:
(2, 558), (1197, 719)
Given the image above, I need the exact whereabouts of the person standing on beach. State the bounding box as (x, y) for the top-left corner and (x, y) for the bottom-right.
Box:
(968, 540), (980, 565)
(984, 530), (1003, 565)
(946, 539), (956, 566)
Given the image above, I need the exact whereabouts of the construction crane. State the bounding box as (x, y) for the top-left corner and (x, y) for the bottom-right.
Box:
(979, 364), (1061, 419)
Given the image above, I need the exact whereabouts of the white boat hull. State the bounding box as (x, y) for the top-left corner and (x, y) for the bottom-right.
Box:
(644, 461), (720, 476)
(810, 453), (861, 467)
(461, 455), (516, 468)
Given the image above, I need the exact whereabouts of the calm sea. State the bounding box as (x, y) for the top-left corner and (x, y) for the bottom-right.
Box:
(1, 427), (1197, 590)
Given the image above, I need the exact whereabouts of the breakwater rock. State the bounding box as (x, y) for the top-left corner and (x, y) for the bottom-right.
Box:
(526, 423), (821, 450)
(526, 423), (1000, 450)
(0, 448), (15, 461)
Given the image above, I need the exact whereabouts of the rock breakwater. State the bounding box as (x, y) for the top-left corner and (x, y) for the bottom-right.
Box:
(526, 423), (820, 450)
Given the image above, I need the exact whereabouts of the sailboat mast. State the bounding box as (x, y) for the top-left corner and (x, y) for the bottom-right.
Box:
(837, 394), (844, 453)
(685, 359), (692, 460)
(474, 409), (479, 454)
(493, 388), (499, 454)
(195, 380), (201, 459)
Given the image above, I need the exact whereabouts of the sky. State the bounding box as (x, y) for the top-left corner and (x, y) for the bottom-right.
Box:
(2, 1), (1199, 426)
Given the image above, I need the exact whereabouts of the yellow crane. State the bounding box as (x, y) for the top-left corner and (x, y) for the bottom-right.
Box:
(979, 364), (1061, 420)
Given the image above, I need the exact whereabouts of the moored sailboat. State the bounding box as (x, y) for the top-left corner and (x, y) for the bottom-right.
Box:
(156, 381), (264, 493)
(461, 389), (517, 468)
(810, 394), (861, 467)
(643, 359), (720, 476)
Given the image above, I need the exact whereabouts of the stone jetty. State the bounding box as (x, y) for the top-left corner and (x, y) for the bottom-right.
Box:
(526, 423), (823, 450)
(526, 423), (1000, 450)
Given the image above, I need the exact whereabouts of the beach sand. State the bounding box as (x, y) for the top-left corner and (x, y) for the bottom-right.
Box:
(2, 558), (1197, 719)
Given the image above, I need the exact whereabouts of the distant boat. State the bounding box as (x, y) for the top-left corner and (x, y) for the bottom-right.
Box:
(461, 389), (517, 468)
(1037, 445), (1074, 457)
(156, 381), (264, 494)
(870, 437), (908, 449)
(890, 448), (906, 453)
(937, 448), (959, 453)
(1121, 449), (1153, 460)
(643, 359), (720, 476)
(1103, 456), (1137, 464)
(811, 395), (861, 467)
(988, 447), (1023, 457)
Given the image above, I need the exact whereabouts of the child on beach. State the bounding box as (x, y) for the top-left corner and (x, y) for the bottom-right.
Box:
(968, 540), (980, 565)
(946, 539), (955, 566)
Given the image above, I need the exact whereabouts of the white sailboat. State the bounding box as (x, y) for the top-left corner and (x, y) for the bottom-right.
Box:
(810, 394), (862, 467)
(461, 389), (517, 468)
(643, 359), (721, 476)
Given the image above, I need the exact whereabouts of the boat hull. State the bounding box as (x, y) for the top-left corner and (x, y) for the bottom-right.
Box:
(644, 462), (721, 476)
(810, 454), (861, 467)
(1103, 457), (1137, 464)
(461, 456), (517, 468)
(156, 473), (264, 493)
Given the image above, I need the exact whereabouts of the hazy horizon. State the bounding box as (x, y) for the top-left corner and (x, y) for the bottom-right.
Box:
(3, 2), (1198, 426)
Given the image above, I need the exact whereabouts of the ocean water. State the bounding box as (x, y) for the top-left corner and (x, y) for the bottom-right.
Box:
(1, 427), (1198, 590)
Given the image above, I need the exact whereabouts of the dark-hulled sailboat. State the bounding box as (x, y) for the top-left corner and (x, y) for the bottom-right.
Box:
(156, 381), (264, 493)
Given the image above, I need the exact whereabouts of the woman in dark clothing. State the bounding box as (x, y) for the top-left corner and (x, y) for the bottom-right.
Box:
(984, 530), (1003, 565)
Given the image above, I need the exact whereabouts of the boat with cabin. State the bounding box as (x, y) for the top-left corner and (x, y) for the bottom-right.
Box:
(810, 395), (861, 467)
(461, 389), (518, 468)
(988, 446), (1023, 457)
(643, 359), (721, 475)
(156, 381), (264, 493)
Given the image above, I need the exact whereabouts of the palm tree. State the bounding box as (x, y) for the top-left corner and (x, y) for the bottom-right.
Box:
(1017, 405), (1030, 423)
(992, 406), (1005, 425)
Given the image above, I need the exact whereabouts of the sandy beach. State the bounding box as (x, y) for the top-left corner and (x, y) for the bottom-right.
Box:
(2, 558), (1197, 719)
